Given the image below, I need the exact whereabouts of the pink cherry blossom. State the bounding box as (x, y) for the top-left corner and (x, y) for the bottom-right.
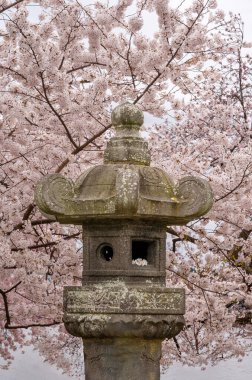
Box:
(0, 0), (251, 377)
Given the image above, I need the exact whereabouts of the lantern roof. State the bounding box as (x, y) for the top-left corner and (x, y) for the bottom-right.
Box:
(35, 102), (213, 225)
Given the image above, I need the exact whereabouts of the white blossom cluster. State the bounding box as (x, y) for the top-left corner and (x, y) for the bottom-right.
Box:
(132, 258), (148, 266)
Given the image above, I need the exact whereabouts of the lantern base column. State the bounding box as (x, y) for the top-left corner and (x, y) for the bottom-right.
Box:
(63, 284), (185, 380)
(83, 338), (161, 380)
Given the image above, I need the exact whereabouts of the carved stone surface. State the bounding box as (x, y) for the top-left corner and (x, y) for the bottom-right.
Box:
(64, 285), (185, 315)
(111, 102), (144, 127)
(34, 173), (74, 218)
(83, 338), (162, 380)
(176, 176), (214, 219)
(34, 165), (213, 224)
(82, 222), (166, 284)
(63, 283), (185, 340)
(64, 313), (184, 340)
(106, 102), (150, 166)
(34, 102), (213, 225)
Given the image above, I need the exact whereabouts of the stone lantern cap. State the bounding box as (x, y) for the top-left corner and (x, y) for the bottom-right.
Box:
(35, 102), (213, 224)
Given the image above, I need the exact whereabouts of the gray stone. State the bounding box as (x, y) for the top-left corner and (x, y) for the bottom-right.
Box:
(64, 285), (185, 315)
(34, 102), (214, 380)
(82, 338), (162, 380)
(81, 222), (167, 285)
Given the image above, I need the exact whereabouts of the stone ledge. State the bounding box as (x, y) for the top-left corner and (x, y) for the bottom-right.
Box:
(64, 285), (185, 315)
(63, 313), (185, 339)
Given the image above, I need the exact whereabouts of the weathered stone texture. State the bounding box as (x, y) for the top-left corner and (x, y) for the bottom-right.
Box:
(35, 102), (213, 225)
(83, 338), (162, 380)
(64, 314), (184, 340)
(64, 285), (185, 315)
(82, 222), (166, 285)
(34, 102), (214, 380)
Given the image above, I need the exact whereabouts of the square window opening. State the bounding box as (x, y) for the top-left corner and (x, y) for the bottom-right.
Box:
(131, 240), (156, 266)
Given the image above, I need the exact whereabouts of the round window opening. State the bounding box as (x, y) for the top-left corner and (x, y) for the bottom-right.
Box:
(99, 244), (114, 261)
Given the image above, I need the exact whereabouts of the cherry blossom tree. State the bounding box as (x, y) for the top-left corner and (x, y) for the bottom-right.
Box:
(0, 0), (251, 376)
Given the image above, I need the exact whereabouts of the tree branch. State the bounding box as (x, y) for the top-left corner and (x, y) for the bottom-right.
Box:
(0, 65), (26, 80)
(0, 0), (24, 14)
(5, 321), (61, 329)
(167, 227), (196, 244)
(67, 61), (106, 74)
(0, 282), (22, 326)
(39, 72), (78, 149)
(23, 203), (34, 220)
(55, 122), (112, 173)
(133, 1), (210, 104)
(166, 266), (226, 295)
(215, 163), (251, 202)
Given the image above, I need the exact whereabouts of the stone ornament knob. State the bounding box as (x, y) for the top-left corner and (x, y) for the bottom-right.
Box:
(105, 102), (150, 164)
(111, 102), (144, 127)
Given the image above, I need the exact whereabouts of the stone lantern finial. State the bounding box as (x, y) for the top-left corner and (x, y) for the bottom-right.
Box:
(111, 102), (144, 130)
(35, 102), (213, 225)
(104, 102), (150, 165)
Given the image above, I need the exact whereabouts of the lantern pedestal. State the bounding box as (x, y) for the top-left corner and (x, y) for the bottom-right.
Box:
(64, 284), (185, 380)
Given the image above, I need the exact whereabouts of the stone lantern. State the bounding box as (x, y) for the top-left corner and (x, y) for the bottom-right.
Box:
(35, 103), (213, 380)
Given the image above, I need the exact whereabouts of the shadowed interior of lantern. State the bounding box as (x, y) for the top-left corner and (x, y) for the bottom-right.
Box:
(131, 240), (156, 265)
